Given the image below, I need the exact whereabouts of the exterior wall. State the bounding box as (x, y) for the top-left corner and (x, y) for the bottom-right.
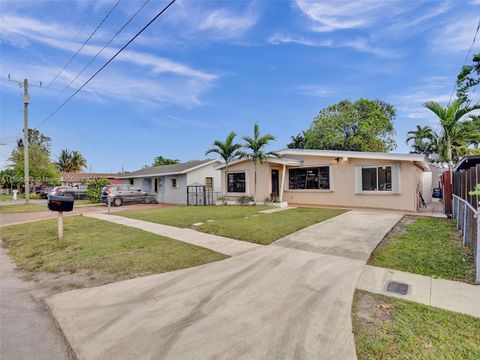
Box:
(163, 174), (187, 204)
(222, 156), (421, 212)
(186, 162), (221, 193)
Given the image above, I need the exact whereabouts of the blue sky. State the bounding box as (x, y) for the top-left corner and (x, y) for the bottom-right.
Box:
(1, 0), (479, 172)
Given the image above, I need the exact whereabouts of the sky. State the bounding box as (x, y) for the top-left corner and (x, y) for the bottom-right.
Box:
(1, 0), (479, 172)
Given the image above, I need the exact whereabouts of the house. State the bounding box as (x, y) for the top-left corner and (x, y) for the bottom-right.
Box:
(118, 160), (221, 204)
(216, 149), (430, 212)
(60, 172), (122, 187)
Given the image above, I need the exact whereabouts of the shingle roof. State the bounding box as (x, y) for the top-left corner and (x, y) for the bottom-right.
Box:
(118, 160), (219, 178)
(60, 172), (119, 181)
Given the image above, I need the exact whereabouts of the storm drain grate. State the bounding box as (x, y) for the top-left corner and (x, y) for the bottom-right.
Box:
(386, 281), (409, 295)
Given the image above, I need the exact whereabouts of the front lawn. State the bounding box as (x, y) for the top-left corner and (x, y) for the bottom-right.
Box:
(1, 216), (227, 279)
(369, 216), (475, 283)
(118, 205), (272, 228)
(352, 290), (480, 360)
(0, 203), (47, 213)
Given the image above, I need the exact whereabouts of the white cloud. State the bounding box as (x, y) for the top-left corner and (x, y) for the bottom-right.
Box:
(294, 0), (401, 32)
(296, 85), (333, 97)
(268, 33), (397, 58)
(430, 16), (480, 53)
(198, 8), (257, 39)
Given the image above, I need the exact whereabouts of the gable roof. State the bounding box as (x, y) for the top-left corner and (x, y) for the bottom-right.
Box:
(118, 159), (219, 179)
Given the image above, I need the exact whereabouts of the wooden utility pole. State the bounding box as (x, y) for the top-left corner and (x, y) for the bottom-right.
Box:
(23, 79), (29, 204)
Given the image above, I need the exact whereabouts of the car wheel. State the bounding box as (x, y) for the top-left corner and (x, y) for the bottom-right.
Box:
(113, 197), (123, 206)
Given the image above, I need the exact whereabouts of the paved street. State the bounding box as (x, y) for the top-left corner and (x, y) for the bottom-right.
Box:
(47, 211), (402, 360)
(0, 247), (71, 360)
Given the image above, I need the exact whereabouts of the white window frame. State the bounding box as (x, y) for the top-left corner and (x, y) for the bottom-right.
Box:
(356, 164), (400, 195)
(171, 178), (178, 189)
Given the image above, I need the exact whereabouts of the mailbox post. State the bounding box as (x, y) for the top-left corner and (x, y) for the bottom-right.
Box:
(48, 195), (74, 240)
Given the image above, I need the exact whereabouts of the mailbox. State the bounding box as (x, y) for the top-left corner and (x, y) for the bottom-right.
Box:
(48, 195), (74, 212)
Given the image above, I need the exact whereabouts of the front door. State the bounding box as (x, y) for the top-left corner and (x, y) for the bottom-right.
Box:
(271, 169), (279, 197)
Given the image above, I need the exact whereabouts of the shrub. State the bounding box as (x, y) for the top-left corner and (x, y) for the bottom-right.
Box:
(28, 193), (40, 199)
(86, 178), (109, 203)
(236, 195), (254, 205)
(217, 195), (226, 204)
(264, 193), (279, 204)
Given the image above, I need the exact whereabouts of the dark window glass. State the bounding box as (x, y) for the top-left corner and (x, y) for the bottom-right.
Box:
(227, 172), (246, 193)
(289, 167), (330, 190)
(362, 167), (392, 191)
(362, 168), (377, 191)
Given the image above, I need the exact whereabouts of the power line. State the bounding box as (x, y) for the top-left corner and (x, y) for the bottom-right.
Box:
(34, 0), (176, 130)
(45, 0), (121, 89)
(55, 0), (150, 102)
(447, 17), (480, 106)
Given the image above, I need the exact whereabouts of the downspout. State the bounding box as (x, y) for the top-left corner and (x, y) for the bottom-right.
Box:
(279, 164), (286, 203)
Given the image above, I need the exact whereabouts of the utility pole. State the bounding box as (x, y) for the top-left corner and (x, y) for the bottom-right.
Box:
(8, 75), (42, 204)
(23, 79), (29, 204)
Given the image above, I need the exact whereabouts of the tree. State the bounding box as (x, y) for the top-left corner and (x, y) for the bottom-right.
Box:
(152, 156), (180, 167)
(86, 178), (109, 203)
(456, 53), (480, 103)
(287, 132), (306, 149)
(56, 149), (87, 172)
(0, 168), (17, 189)
(10, 144), (59, 186)
(423, 99), (480, 163)
(303, 98), (396, 152)
(405, 125), (437, 157)
(205, 131), (243, 173)
(242, 123), (276, 200)
(17, 128), (51, 150)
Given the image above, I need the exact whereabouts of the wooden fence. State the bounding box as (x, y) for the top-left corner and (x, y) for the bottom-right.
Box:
(453, 164), (480, 210)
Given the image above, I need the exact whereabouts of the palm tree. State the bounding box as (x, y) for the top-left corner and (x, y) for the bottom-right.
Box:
(242, 123), (276, 199)
(423, 100), (480, 163)
(57, 149), (87, 172)
(205, 131), (243, 173)
(405, 125), (437, 156)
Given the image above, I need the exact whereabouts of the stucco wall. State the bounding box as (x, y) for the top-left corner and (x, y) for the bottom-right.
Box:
(222, 156), (421, 212)
(163, 174), (187, 204)
(186, 162), (221, 193)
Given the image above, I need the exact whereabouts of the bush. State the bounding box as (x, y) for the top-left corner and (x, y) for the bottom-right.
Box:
(86, 178), (109, 203)
(264, 193), (279, 204)
(236, 195), (255, 205)
(28, 193), (40, 199)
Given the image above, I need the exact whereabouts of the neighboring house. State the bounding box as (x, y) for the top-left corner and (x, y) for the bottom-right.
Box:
(216, 149), (430, 212)
(118, 160), (221, 204)
(60, 172), (122, 187)
(453, 154), (480, 209)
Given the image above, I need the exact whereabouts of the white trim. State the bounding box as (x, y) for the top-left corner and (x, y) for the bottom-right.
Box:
(357, 164), (396, 194)
(277, 148), (426, 162)
(120, 160), (219, 179)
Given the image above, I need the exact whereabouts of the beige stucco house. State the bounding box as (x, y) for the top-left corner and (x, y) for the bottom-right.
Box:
(217, 149), (430, 212)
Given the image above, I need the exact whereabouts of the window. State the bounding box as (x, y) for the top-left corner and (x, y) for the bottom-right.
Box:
(205, 177), (214, 189)
(171, 179), (177, 188)
(289, 167), (330, 190)
(361, 166), (392, 191)
(227, 172), (246, 193)
(129, 179), (134, 185)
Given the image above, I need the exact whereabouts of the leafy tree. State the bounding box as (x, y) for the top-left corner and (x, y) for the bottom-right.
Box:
(205, 131), (243, 172)
(56, 149), (87, 172)
(86, 178), (109, 203)
(287, 132), (306, 149)
(152, 156), (180, 166)
(0, 168), (18, 189)
(456, 53), (480, 103)
(10, 144), (59, 186)
(406, 125), (437, 156)
(17, 128), (51, 150)
(242, 123), (276, 200)
(304, 98), (396, 152)
(423, 100), (480, 163)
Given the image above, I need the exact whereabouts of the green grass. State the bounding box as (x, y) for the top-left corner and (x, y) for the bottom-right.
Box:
(119, 206), (346, 245)
(352, 290), (480, 360)
(74, 199), (101, 206)
(0, 194), (22, 202)
(369, 217), (475, 283)
(0, 203), (47, 213)
(1, 216), (227, 278)
(118, 205), (273, 228)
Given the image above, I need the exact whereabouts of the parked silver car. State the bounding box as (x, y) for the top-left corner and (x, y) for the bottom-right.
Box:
(101, 184), (158, 206)
(48, 186), (87, 200)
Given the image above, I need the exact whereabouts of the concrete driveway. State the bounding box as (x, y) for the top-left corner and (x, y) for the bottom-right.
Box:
(46, 211), (402, 360)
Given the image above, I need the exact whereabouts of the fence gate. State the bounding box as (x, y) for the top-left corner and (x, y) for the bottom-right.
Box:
(187, 184), (214, 206)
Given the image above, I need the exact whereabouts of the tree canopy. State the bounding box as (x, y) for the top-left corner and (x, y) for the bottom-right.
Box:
(205, 131), (243, 170)
(456, 52), (480, 103)
(56, 149), (87, 172)
(152, 156), (180, 167)
(302, 99), (396, 152)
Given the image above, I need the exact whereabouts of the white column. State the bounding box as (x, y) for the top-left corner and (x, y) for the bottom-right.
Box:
(279, 164), (286, 202)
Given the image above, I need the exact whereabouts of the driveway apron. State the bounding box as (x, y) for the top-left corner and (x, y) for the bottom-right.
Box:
(46, 210), (402, 360)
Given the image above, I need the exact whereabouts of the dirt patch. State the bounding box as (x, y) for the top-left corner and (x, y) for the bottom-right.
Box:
(353, 291), (394, 331)
(20, 268), (121, 298)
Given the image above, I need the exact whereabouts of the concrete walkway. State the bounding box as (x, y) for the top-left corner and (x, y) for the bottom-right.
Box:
(85, 213), (261, 257)
(0, 247), (71, 360)
(274, 211), (402, 261)
(357, 265), (480, 318)
(47, 210), (403, 360)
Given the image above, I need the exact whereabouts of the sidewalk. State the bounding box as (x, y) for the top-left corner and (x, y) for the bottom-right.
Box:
(85, 213), (262, 257)
(357, 265), (480, 318)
